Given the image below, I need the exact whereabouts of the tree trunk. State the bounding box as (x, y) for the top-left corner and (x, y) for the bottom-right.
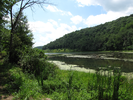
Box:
(9, 6), (22, 63)
(9, 6), (14, 63)
(9, 33), (13, 63)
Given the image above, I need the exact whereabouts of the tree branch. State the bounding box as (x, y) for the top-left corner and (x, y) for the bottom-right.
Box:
(20, 0), (24, 10)
(12, 0), (52, 33)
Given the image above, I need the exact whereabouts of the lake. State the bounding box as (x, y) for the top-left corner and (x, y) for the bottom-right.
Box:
(46, 52), (133, 73)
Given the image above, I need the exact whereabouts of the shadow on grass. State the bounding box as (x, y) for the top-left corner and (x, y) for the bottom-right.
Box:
(0, 61), (19, 99)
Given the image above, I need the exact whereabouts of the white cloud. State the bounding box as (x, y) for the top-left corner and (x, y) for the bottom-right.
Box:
(85, 11), (120, 27)
(70, 15), (83, 24)
(28, 21), (55, 33)
(85, 7), (133, 27)
(68, 12), (73, 16)
(76, 0), (99, 6)
(58, 19), (61, 21)
(45, 5), (73, 16)
(48, 19), (58, 27)
(76, 0), (133, 12)
(29, 20), (77, 47)
(45, 5), (59, 12)
(76, 0), (133, 27)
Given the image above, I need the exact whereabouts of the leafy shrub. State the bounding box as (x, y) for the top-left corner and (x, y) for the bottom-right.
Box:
(0, 50), (8, 63)
(19, 48), (46, 71)
(19, 48), (56, 86)
(125, 45), (133, 50)
(0, 50), (7, 56)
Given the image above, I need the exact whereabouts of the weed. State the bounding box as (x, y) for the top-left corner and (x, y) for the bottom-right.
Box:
(1, 62), (133, 100)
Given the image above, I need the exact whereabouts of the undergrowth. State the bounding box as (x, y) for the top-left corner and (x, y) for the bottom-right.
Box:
(1, 61), (133, 100)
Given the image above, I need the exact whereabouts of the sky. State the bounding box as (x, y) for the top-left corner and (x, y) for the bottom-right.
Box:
(20, 0), (133, 47)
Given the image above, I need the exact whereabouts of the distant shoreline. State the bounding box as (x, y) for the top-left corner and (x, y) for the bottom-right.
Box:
(45, 50), (133, 54)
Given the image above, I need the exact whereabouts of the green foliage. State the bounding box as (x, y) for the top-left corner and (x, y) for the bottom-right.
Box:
(1, 62), (133, 100)
(13, 12), (33, 47)
(8, 12), (34, 63)
(0, 0), (9, 27)
(0, 0), (10, 53)
(0, 61), (57, 99)
(0, 10), (33, 64)
(43, 14), (133, 51)
(45, 67), (133, 100)
(19, 48), (56, 86)
(0, 28), (10, 52)
(45, 48), (76, 53)
(86, 67), (123, 100)
(7, 67), (43, 100)
(0, 50), (7, 58)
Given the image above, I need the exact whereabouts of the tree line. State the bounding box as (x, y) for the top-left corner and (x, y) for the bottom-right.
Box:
(42, 14), (133, 51)
(0, 0), (50, 64)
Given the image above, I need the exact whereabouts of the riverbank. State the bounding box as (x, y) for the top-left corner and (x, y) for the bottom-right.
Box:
(48, 60), (95, 73)
(45, 49), (133, 53)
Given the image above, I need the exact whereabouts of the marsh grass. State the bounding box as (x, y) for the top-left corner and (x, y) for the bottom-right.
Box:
(47, 67), (133, 100)
(1, 60), (133, 100)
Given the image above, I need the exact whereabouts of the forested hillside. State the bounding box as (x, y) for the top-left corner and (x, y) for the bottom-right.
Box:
(35, 46), (43, 50)
(43, 14), (133, 51)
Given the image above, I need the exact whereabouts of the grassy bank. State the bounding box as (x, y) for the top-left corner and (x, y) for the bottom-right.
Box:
(0, 60), (133, 100)
(44, 48), (133, 54)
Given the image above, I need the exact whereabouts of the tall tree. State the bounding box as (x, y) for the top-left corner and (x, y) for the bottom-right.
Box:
(8, 0), (51, 63)
(10, 11), (34, 63)
(13, 11), (33, 47)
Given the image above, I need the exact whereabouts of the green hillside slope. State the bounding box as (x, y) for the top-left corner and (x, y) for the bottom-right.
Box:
(43, 14), (133, 51)
(35, 46), (43, 50)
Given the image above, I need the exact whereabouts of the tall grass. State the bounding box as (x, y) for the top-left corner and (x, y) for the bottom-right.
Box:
(1, 60), (133, 99)
(54, 66), (133, 100)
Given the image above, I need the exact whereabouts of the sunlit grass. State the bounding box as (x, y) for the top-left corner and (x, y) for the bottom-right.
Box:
(1, 62), (133, 100)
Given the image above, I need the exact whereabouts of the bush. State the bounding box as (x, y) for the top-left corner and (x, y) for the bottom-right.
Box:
(126, 45), (133, 50)
(0, 50), (7, 57)
(19, 48), (56, 86)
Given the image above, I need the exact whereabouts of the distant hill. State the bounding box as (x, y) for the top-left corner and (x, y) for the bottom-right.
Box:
(35, 46), (43, 50)
(43, 14), (133, 51)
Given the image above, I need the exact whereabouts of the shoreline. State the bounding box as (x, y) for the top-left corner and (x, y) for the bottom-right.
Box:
(45, 50), (133, 54)
(48, 60), (133, 80)
(48, 53), (133, 62)
(48, 60), (96, 73)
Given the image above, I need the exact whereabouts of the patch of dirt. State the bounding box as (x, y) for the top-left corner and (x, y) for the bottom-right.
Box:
(0, 78), (14, 100)
(0, 95), (14, 100)
(0, 85), (13, 100)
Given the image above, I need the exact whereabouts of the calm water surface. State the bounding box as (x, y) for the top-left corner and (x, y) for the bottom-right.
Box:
(46, 52), (133, 73)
